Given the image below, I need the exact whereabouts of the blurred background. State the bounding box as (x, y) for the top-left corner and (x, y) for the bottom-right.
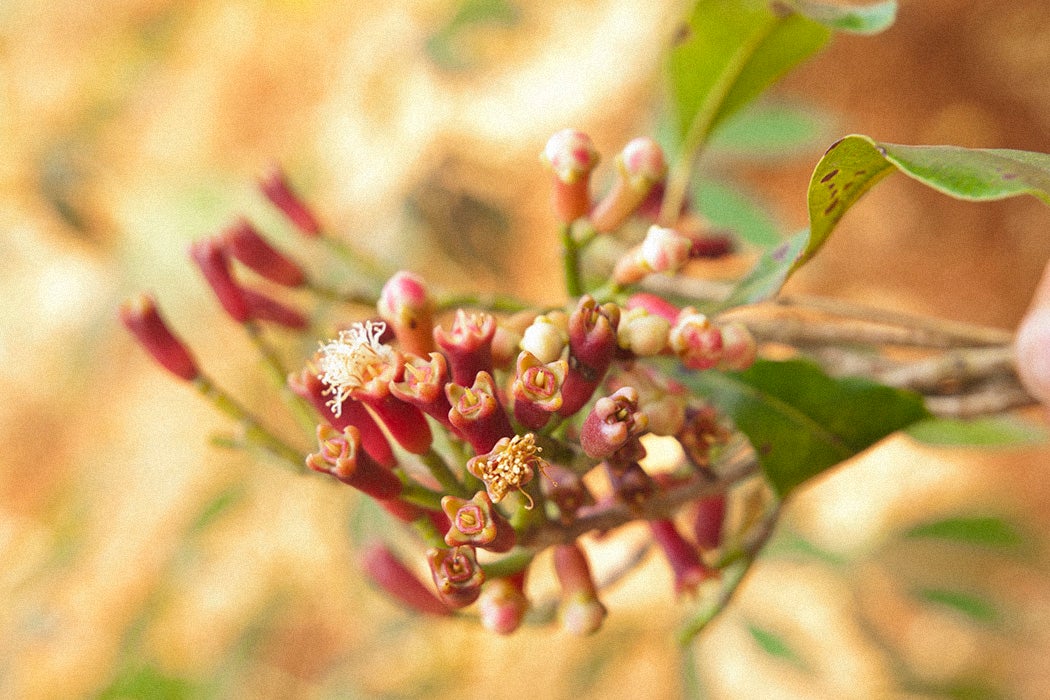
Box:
(3, 0), (1050, 697)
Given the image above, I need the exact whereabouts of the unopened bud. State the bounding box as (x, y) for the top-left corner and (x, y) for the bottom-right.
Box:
(259, 165), (322, 237)
(616, 307), (671, 357)
(590, 137), (667, 233)
(119, 293), (200, 381)
(189, 238), (249, 323)
(242, 288), (308, 330)
(669, 309), (723, 370)
(541, 129), (600, 223)
(649, 518), (716, 596)
(222, 218), (305, 287)
(553, 543), (607, 636)
(520, 313), (568, 364)
(718, 321), (757, 371)
(478, 572), (529, 635)
(580, 387), (649, 460)
(377, 271), (435, 357)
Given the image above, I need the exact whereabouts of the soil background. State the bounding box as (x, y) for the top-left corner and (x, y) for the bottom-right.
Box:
(2, 1), (1050, 698)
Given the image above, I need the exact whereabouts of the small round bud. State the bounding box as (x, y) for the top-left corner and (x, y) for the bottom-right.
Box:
(669, 309), (723, 370)
(616, 307), (671, 357)
(620, 136), (667, 186)
(639, 224), (692, 274)
(520, 314), (568, 364)
(718, 321), (757, 372)
(541, 129), (600, 184)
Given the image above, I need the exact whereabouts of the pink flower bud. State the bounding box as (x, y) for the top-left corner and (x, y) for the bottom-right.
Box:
(520, 313), (568, 364)
(590, 137), (667, 233)
(241, 288), (308, 330)
(541, 129), (600, 223)
(377, 271), (435, 357)
(427, 545), (485, 609)
(560, 296), (620, 416)
(625, 292), (679, 322)
(718, 321), (757, 372)
(692, 494), (726, 551)
(361, 542), (451, 616)
(511, 351), (568, 430)
(119, 293), (199, 381)
(447, 371), (514, 454)
(580, 387), (649, 460)
(440, 491), (516, 552)
(649, 518), (716, 596)
(259, 165), (322, 237)
(306, 424), (403, 500)
(639, 224), (692, 274)
(389, 352), (456, 431)
(669, 309), (723, 370)
(222, 218), (305, 287)
(478, 572), (529, 635)
(189, 238), (249, 323)
(433, 309), (497, 386)
(616, 307), (670, 357)
(553, 543), (607, 635)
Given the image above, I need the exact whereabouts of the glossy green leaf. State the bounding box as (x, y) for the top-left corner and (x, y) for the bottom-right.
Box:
(693, 179), (781, 247)
(793, 135), (1050, 277)
(668, 1), (895, 144)
(906, 416), (1048, 447)
(746, 623), (807, 667)
(708, 101), (830, 160)
(914, 587), (1000, 625)
(668, 0), (830, 143)
(902, 515), (1025, 549)
(670, 358), (929, 496)
(714, 229), (808, 309)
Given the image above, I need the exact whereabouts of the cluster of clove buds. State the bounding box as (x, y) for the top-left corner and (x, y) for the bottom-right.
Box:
(121, 131), (758, 635)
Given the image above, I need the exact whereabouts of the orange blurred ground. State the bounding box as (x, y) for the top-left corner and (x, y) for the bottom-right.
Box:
(2, 1), (1050, 698)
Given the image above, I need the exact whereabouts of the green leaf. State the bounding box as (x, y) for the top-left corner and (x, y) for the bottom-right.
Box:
(668, 0), (830, 143)
(902, 515), (1025, 549)
(793, 135), (1050, 277)
(668, 1), (895, 144)
(913, 587), (1000, 625)
(746, 623), (807, 668)
(670, 358), (929, 496)
(708, 101), (830, 160)
(693, 179), (781, 247)
(906, 416), (1048, 447)
(96, 664), (200, 700)
(715, 229), (808, 309)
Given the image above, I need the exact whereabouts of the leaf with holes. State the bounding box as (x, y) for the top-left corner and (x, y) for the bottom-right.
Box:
(791, 135), (1050, 277)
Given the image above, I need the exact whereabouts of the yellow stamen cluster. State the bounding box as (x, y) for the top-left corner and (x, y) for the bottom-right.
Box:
(317, 320), (393, 416)
(469, 433), (547, 508)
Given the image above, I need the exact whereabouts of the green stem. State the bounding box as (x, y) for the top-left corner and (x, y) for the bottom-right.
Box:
(193, 375), (306, 471)
(659, 20), (777, 227)
(435, 292), (532, 313)
(303, 278), (379, 307)
(480, 548), (534, 579)
(560, 222), (583, 297)
(244, 321), (318, 437)
(410, 515), (447, 549)
(398, 482), (445, 511)
(320, 232), (388, 293)
(677, 499), (783, 645)
(420, 448), (469, 498)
